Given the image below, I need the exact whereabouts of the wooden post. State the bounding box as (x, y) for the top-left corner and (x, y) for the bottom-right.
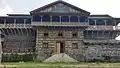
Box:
(24, 19), (26, 28)
(14, 19), (16, 28)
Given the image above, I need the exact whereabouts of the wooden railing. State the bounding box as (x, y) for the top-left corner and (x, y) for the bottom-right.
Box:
(32, 22), (88, 26)
(0, 24), (32, 28)
(87, 26), (114, 30)
(114, 26), (120, 30)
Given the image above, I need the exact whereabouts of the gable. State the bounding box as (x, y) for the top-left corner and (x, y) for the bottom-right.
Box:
(40, 3), (80, 13)
(30, 0), (90, 15)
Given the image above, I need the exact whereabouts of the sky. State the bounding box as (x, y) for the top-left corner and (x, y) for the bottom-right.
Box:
(0, 0), (120, 40)
(0, 0), (120, 17)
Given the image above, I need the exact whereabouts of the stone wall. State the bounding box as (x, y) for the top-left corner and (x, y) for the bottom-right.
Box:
(65, 41), (85, 61)
(84, 42), (120, 62)
(35, 27), (85, 61)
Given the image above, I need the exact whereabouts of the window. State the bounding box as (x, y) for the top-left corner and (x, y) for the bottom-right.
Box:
(52, 16), (60, 22)
(0, 17), (4, 24)
(16, 18), (24, 24)
(42, 15), (50, 22)
(87, 30), (92, 35)
(6, 18), (14, 24)
(42, 43), (48, 48)
(72, 32), (77, 37)
(58, 32), (63, 36)
(89, 19), (95, 25)
(93, 31), (97, 35)
(33, 15), (41, 21)
(106, 20), (113, 25)
(79, 17), (87, 22)
(70, 16), (78, 22)
(44, 33), (49, 37)
(96, 19), (105, 25)
(61, 16), (69, 22)
(26, 19), (31, 24)
(72, 43), (78, 49)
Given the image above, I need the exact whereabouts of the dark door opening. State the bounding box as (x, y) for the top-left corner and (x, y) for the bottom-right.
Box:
(60, 43), (65, 53)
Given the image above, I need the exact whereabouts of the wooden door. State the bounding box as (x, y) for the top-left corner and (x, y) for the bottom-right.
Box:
(56, 43), (60, 54)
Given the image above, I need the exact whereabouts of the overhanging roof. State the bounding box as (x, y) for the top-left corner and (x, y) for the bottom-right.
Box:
(30, 0), (90, 15)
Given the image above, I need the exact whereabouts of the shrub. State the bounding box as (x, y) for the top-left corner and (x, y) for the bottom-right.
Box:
(2, 53), (36, 62)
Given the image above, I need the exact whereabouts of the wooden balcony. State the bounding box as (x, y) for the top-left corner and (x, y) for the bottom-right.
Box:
(32, 22), (88, 26)
(87, 26), (114, 30)
(114, 26), (120, 30)
(83, 39), (120, 44)
(0, 24), (32, 28)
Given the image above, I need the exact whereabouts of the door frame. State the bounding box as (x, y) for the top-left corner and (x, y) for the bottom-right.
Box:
(56, 41), (65, 54)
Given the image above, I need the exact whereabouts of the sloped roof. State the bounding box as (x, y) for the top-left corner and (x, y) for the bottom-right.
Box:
(90, 14), (112, 18)
(7, 14), (30, 16)
(30, 0), (90, 14)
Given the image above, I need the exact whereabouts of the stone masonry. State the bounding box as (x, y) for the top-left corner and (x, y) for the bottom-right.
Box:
(35, 26), (85, 61)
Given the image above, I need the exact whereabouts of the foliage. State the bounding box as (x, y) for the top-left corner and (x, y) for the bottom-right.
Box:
(2, 53), (36, 62)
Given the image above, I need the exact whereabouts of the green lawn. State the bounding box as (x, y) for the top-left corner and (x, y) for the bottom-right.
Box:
(1, 62), (120, 68)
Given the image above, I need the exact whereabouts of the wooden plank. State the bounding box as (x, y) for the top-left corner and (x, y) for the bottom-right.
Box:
(56, 43), (60, 54)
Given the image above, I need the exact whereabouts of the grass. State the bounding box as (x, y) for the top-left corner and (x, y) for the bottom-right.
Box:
(1, 62), (120, 68)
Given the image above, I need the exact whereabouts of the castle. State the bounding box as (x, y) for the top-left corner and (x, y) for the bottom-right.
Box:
(0, 0), (120, 62)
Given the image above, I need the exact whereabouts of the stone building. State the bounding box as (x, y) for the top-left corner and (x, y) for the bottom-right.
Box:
(0, 0), (120, 62)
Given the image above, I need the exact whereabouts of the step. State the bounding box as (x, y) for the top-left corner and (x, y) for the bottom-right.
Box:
(44, 53), (78, 62)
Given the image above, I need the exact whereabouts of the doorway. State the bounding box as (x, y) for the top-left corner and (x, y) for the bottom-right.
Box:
(60, 43), (64, 53)
(56, 42), (65, 54)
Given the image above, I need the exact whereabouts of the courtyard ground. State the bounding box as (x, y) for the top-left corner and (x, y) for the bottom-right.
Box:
(0, 62), (120, 68)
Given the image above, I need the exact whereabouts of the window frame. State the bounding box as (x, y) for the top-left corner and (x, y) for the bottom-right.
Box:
(72, 32), (78, 38)
(72, 43), (78, 49)
(44, 32), (49, 37)
(42, 43), (48, 48)
(58, 32), (63, 37)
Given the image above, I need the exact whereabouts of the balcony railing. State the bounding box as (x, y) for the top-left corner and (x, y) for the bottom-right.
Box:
(87, 26), (114, 30)
(114, 26), (120, 30)
(0, 24), (32, 28)
(32, 22), (88, 26)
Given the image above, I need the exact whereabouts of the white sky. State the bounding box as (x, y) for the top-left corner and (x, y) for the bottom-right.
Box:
(0, 0), (120, 40)
(0, 0), (12, 16)
(0, 0), (120, 17)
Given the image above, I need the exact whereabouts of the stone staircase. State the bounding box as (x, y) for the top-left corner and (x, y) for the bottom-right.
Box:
(44, 53), (78, 62)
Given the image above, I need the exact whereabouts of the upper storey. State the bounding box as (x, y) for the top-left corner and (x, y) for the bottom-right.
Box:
(0, 14), (32, 28)
(87, 15), (115, 30)
(31, 0), (90, 27)
(30, 0), (90, 15)
(0, 0), (120, 29)
(89, 15), (115, 26)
